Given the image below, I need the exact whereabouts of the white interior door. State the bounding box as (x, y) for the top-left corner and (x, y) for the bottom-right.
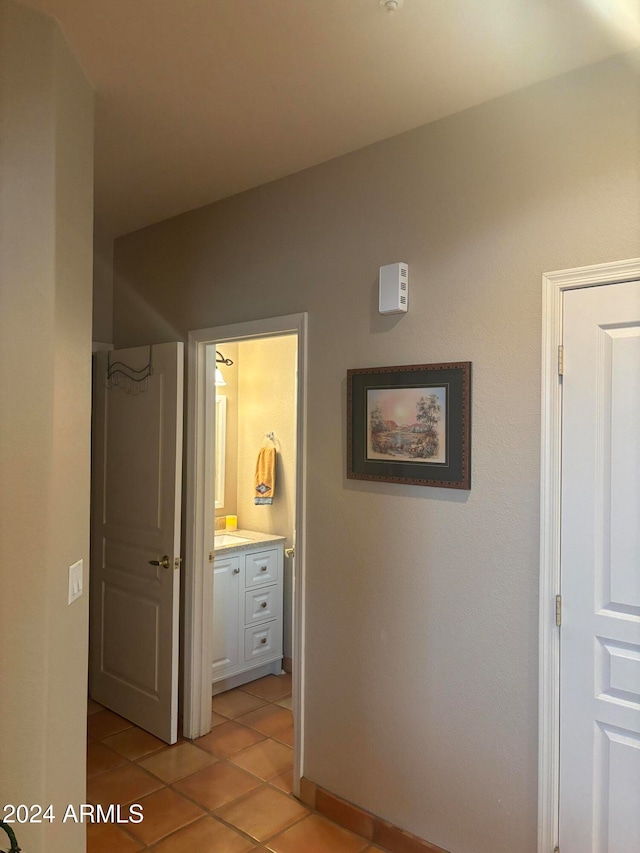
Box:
(90, 343), (183, 743)
(560, 280), (640, 851)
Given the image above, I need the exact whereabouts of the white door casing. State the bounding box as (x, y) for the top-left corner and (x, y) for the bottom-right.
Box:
(90, 343), (183, 744)
(184, 313), (307, 798)
(538, 259), (640, 853)
(559, 280), (640, 852)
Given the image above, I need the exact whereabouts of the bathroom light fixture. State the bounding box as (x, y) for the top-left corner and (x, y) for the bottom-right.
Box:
(215, 350), (233, 386)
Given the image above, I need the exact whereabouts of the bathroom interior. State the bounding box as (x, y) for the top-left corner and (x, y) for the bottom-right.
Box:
(210, 333), (298, 704)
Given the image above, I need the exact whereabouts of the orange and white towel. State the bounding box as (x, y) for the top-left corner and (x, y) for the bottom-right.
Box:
(254, 447), (276, 505)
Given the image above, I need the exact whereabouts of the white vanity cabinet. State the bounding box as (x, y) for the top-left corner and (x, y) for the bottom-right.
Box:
(212, 540), (284, 694)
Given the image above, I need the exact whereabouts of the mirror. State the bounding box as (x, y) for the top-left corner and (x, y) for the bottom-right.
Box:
(215, 396), (226, 508)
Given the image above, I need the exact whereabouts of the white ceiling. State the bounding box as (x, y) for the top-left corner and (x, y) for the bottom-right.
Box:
(21, 0), (640, 238)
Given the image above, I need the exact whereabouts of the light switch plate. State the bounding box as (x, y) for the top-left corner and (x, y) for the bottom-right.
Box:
(68, 559), (83, 605)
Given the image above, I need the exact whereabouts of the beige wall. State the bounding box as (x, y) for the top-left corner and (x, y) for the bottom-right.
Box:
(236, 336), (297, 657)
(215, 342), (239, 518)
(0, 3), (94, 852)
(114, 53), (640, 853)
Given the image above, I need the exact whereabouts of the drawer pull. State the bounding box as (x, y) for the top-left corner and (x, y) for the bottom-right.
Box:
(233, 567), (240, 574)
(260, 637), (267, 645)
(260, 601), (267, 608)
(260, 565), (268, 572)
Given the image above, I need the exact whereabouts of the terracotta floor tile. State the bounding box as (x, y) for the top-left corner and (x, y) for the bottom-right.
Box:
(236, 704), (293, 737)
(127, 787), (204, 846)
(87, 763), (163, 807)
(86, 740), (127, 778)
(173, 761), (260, 810)
(240, 674), (292, 702)
(138, 742), (216, 783)
(276, 696), (293, 710)
(149, 815), (254, 853)
(87, 698), (106, 716)
(211, 710), (228, 726)
(86, 821), (144, 852)
(267, 813), (369, 853)
(87, 709), (134, 740)
(103, 726), (165, 761)
(269, 769), (293, 794)
(216, 785), (308, 842)
(212, 688), (268, 718)
(230, 738), (293, 780)
(273, 724), (294, 747)
(195, 720), (264, 758)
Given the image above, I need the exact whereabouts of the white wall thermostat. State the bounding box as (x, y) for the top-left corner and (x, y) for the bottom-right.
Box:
(379, 262), (409, 314)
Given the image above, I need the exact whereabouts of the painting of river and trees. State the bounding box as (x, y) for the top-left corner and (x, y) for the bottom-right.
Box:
(366, 386), (447, 464)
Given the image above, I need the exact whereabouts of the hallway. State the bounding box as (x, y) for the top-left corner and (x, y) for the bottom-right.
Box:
(87, 674), (385, 852)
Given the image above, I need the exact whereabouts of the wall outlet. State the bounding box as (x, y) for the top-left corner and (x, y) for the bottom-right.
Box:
(68, 559), (83, 605)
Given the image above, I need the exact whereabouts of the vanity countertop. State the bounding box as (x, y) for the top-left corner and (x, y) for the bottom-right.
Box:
(213, 528), (286, 555)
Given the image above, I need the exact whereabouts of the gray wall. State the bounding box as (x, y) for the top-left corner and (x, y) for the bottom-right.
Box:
(0, 3), (94, 852)
(114, 53), (640, 853)
(92, 229), (114, 343)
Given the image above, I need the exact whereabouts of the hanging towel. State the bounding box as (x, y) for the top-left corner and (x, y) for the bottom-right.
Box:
(254, 447), (276, 505)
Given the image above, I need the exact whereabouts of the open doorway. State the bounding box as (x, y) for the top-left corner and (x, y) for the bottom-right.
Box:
(184, 313), (307, 797)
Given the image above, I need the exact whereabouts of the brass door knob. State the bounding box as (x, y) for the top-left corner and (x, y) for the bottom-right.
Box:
(148, 555), (171, 570)
(260, 565), (268, 572)
(260, 638), (267, 645)
(260, 601), (267, 608)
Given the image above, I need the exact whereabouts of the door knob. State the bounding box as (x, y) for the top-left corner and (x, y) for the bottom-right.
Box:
(233, 567), (240, 574)
(148, 555), (171, 570)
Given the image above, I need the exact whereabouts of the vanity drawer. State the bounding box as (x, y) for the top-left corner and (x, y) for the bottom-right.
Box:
(244, 621), (282, 663)
(244, 549), (278, 587)
(245, 585), (281, 626)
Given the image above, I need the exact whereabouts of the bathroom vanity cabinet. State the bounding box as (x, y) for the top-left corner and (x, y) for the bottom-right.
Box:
(212, 534), (285, 695)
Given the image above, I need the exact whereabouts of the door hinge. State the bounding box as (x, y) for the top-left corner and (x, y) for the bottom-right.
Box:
(554, 846), (560, 853)
(208, 551), (215, 563)
(558, 345), (564, 376)
(555, 594), (562, 627)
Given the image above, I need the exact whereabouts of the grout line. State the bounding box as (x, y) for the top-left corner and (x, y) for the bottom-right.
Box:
(88, 678), (378, 852)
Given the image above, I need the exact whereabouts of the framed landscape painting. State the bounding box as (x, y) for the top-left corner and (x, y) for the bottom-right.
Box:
(347, 362), (471, 489)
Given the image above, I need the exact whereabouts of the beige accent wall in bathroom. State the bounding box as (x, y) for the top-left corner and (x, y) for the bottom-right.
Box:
(236, 335), (297, 658)
(215, 342), (239, 518)
(113, 53), (640, 853)
(0, 3), (94, 852)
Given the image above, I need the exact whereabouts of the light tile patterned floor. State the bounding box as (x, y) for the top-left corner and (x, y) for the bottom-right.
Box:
(87, 674), (387, 852)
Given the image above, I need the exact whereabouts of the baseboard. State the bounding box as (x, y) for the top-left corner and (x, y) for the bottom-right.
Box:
(283, 656), (293, 673)
(298, 778), (450, 853)
(211, 659), (281, 695)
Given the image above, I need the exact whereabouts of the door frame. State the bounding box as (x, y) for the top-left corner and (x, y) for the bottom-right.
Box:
(538, 257), (640, 852)
(183, 312), (308, 794)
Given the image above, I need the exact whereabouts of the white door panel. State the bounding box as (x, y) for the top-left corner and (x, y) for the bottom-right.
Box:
(90, 343), (183, 744)
(560, 281), (640, 852)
